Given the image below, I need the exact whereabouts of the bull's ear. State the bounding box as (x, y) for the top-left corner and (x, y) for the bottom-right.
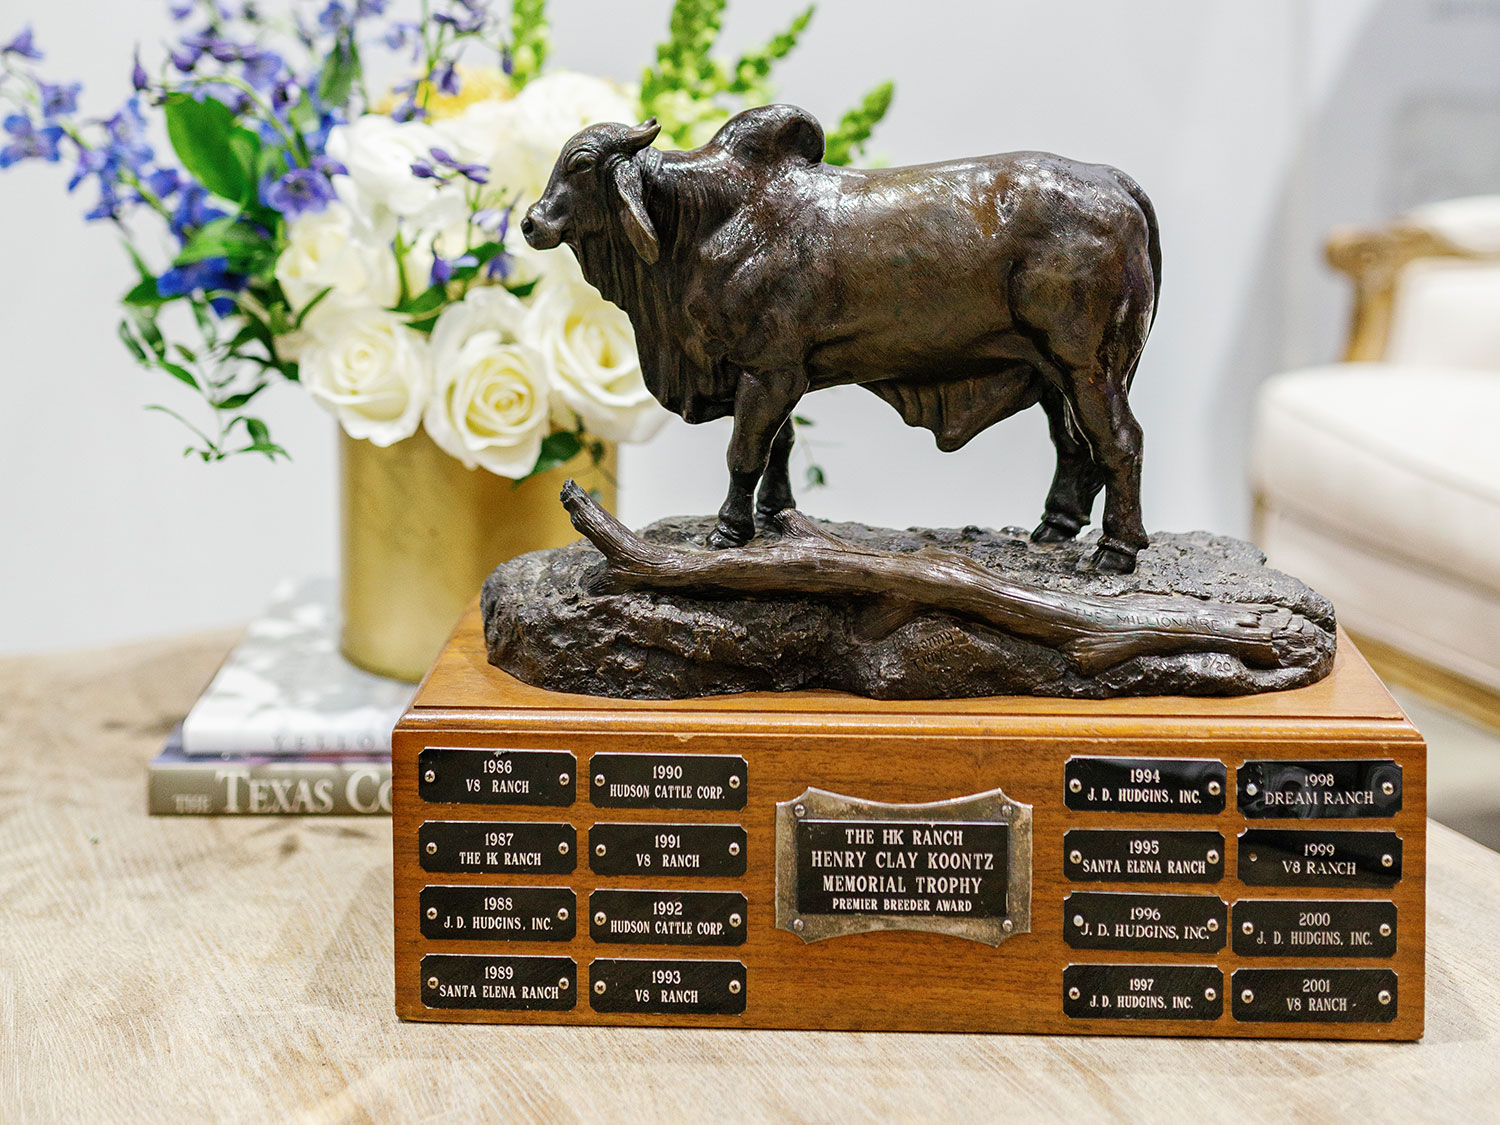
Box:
(624, 118), (661, 154)
(613, 159), (659, 264)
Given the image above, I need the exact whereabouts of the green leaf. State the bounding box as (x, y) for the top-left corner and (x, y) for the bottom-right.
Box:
(393, 285), (449, 317)
(216, 383), (267, 411)
(175, 216), (267, 266)
(805, 463), (827, 488)
(824, 80), (894, 166)
(164, 92), (261, 204)
(506, 279), (538, 300)
(792, 414), (815, 427)
(159, 360), (200, 390)
(123, 275), (166, 307)
(318, 32), (362, 108)
(528, 430), (583, 478)
(117, 320), (148, 364)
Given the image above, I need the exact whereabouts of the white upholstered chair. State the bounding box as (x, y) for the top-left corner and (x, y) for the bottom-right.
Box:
(1252, 196), (1500, 724)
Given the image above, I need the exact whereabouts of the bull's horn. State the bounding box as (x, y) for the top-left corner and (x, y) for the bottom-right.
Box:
(625, 118), (661, 153)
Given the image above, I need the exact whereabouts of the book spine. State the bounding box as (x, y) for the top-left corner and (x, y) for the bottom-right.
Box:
(148, 758), (392, 816)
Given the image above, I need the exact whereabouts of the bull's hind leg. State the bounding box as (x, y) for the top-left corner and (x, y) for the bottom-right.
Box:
(756, 419), (797, 524)
(1067, 380), (1146, 573)
(1032, 384), (1105, 544)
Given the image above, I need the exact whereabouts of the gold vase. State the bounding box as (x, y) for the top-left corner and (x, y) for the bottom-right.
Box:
(339, 428), (617, 683)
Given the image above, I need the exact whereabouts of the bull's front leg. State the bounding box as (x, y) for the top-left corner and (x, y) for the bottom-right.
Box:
(708, 368), (808, 549)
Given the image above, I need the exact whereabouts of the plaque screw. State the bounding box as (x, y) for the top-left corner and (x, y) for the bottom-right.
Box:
(1380, 922), (1392, 938)
(1382, 853), (1394, 868)
(1001, 805), (1012, 817)
(1241, 989), (1254, 1004)
(1205, 987), (1217, 1002)
(1207, 849), (1221, 865)
(794, 803), (806, 817)
(559, 772), (571, 787)
(730, 912), (742, 927)
(1208, 780), (1222, 797)
(1207, 918), (1219, 933)
(1069, 849), (1082, 865)
(730, 775), (742, 789)
(423, 769), (436, 784)
(1002, 919), (1014, 933)
(594, 773), (605, 787)
(1246, 782), (1259, 797)
(594, 911), (606, 926)
(425, 842), (437, 856)
(1069, 778), (1082, 793)
(557, 907), (569, 922)
(793, 918), (805, 932)
(1379, 989), (1392, 1005)
(426, 907), (437, 920)
(1242, 921), (1254, 935)
(595, 843), (606, 857)
(559, 977), (570, 991)
(558, 840), (570, 855)
(1382, 781), (1395, 796)
(729, 841), (741, 857)
(594, 980), (606, 995)
(729, 980), (742, 995)
(1068, 986), (1081, 1001)
(426, 976), (439, 990)
(1072, 914), (1084, 928)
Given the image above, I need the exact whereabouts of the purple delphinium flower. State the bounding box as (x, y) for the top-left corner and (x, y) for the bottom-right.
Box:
(169, 2), (195, 20)
(145, 167), (181, 198)
(102, 98), (154, 175)
(2, 26), (43, 60)
(262, 167), (337, 216)
(158, 257), (244, 307)
(430, 253), (478, 286)
(0, 113), (64, 168)
(317, 1), (350, 32)
(430, 146), (488, 183)
(240, 47), (284, 91)
(433, 6), (485, 34)
(38, 81), (81, 118)
(430, 60), (461, 97)
(383, 20), (419, 54)
(409, 158), (436, 180)
(485, 251), (512, 281)
(131, 49), (149, 91)
(171, 181), (227, 238)
(311, 154), (346, 177)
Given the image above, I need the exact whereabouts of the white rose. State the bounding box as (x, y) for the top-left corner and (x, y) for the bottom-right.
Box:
(528, 274), (668, 443)
(326, 115), (469, 232)
(300, 307), (432, 446)
(443, 71), (639, 207)
(275, 201), (397, 315)
(425, 287), (553, 477)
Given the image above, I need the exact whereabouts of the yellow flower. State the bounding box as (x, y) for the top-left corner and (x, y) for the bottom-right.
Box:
(373, 65), (515, 121)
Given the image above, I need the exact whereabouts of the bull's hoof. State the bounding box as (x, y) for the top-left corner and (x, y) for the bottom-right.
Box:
(1031, 520), (1078, 544)
(707, 521), (753, 549)
(1084, 543), (1139, 575)
(756, 498), (796, 526)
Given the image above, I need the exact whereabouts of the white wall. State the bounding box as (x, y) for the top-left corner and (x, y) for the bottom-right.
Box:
(3, 0), (1499, 653)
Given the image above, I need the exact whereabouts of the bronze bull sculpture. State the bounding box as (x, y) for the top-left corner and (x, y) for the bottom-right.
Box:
(522, 105), (1160, 573)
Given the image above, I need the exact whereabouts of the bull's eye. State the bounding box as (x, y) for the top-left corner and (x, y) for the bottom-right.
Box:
(566, 152), (597, 175)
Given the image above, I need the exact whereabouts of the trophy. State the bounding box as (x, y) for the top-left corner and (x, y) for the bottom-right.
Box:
(393, 107), (1424, 1039)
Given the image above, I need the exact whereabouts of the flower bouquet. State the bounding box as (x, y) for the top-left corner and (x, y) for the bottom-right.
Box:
(0, 0), (891, 677)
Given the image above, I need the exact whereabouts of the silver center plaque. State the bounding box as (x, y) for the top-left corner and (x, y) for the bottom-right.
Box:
(774, 786), (1032, 946)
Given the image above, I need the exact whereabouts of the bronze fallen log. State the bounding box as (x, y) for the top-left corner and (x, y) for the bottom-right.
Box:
(559, 482), (1317, 676)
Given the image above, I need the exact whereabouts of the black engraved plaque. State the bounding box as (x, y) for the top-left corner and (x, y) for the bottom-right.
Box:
(1232, 968), (1397, 1023)
(589, 958), (746, 1015)
(589, 823), (747, 877)
(1064, 829), (1224, 883)
(1233, 899), (1397, 958)
(1064, 756), (1226, 814)
(420, 953), (575, 1011)
(418, 747), (574, 806)
(419, 821), (575, 874)
(1065, 892), (1226, 954)
(795, 819), (1009, 917)
(1063, 964), (1223, 1021)
(590, 889), (747, 946)
(590, 753), (747, 810)
(1238, 829), (1402, 887)
(420, 885), (575, 942)
(1238, 759), (1402, 819)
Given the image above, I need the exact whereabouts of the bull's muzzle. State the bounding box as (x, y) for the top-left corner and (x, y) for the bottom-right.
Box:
(520, 206), (561, 250)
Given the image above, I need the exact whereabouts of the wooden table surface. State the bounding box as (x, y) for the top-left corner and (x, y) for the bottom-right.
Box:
(4, 632), (1500, 1123)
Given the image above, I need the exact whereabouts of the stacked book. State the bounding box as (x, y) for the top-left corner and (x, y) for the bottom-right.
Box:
(148, 580), (416, 816)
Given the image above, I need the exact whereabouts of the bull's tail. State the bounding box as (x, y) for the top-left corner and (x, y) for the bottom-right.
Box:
(1113, 169), (1162, 335)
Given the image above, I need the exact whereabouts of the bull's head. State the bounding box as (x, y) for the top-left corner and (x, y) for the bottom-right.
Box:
(521, 118), (662, 264)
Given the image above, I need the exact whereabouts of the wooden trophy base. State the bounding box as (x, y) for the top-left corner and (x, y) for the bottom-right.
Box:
(394, 607), (1425, 1040)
